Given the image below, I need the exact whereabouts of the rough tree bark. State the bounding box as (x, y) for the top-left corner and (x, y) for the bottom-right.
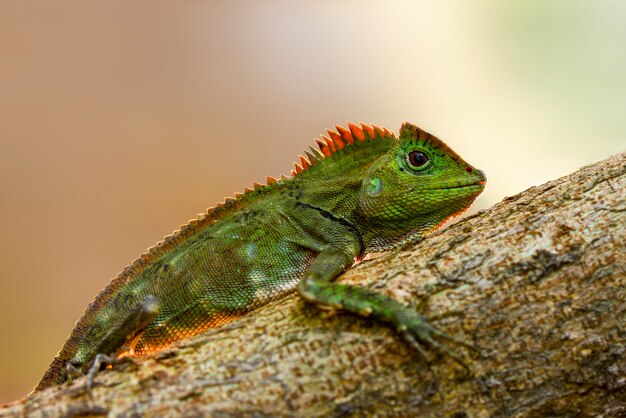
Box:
(3, 153), (625, 418)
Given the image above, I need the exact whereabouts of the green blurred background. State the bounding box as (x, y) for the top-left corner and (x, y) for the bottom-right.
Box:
(0, 0), (624, 403)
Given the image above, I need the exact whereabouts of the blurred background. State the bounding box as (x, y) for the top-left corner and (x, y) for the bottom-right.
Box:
(0, 0), (624, 402)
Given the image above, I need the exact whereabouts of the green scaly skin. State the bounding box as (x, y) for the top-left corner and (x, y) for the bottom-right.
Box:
(34, 122), (485, 392)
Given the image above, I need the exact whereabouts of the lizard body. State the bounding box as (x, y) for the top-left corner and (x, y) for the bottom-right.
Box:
(35, 122), (485, 391)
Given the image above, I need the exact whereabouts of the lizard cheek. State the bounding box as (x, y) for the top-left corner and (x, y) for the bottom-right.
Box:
(367, 177), (383, 196)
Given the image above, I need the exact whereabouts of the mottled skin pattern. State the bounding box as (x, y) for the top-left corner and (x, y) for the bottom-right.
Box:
(35, 122), (485, 391)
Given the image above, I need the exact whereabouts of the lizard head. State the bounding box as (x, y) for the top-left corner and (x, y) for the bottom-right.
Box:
(356, 122), (486, 249)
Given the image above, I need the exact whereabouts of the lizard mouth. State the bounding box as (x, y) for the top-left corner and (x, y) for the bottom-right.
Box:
(427, 181), (486, 191)
(446, 181), (486, 189)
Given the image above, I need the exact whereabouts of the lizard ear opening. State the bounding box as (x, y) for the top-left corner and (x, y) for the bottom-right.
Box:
(356, 154), (401, 221)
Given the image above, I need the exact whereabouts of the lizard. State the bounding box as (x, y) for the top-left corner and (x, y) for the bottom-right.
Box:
(34, 121), (486, 391)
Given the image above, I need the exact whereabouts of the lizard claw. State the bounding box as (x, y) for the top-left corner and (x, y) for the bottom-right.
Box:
(83, 354), (139, 392)
(426, 324), (480, 353)
(398, 329), (431, 362)
(85, 353), (115, 392)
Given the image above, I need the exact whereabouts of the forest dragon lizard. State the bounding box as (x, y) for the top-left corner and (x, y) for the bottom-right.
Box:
(35, 122), (486, 391)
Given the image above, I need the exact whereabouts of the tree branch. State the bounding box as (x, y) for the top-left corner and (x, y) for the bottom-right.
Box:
(6, 153), (626, 417)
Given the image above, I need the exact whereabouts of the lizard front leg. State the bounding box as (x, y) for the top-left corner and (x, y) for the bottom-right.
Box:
(297, 247), (475, 368)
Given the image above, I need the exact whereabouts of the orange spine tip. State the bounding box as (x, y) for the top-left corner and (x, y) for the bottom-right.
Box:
(336, 125), (354, 144)
(244, 187), (253, 194)
(253, 182), (263, 190)
(291, 170), (297, 177)
(327, 130), (344, 149)
(280, 174), (288, 180)
(361, 123), (376, 139)
(316, 139), (332, 156)
(348, 121), (366, 141)
(321, 135), (336, 152)
(293, 162), (303, 174)
(233, 192), (243, 198)
(299, 155), (311, 169)
(266, 175), (277, 185)
(373, 125), (385, 136)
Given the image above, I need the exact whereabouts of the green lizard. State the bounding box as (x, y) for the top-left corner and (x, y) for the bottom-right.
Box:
(34, 122), (486, 391)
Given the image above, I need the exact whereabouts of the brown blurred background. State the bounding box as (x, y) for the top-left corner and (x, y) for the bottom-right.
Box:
(0, 1), (624, 402)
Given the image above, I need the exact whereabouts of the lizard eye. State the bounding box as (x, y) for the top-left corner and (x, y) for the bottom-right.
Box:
(408, 151), (429, 168)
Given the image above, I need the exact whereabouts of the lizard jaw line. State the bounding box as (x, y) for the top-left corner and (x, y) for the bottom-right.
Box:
(425, 181), (486, 191)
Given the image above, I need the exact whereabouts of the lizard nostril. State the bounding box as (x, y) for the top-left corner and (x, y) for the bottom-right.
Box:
(465, 166), (473, 173)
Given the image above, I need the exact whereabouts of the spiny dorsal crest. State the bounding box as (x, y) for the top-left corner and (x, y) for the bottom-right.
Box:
(291, 122), (395, 176)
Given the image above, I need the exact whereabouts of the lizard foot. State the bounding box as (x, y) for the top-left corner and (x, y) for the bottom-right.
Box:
(395, 311), (478, 372)
(83, 354), (138, 392)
